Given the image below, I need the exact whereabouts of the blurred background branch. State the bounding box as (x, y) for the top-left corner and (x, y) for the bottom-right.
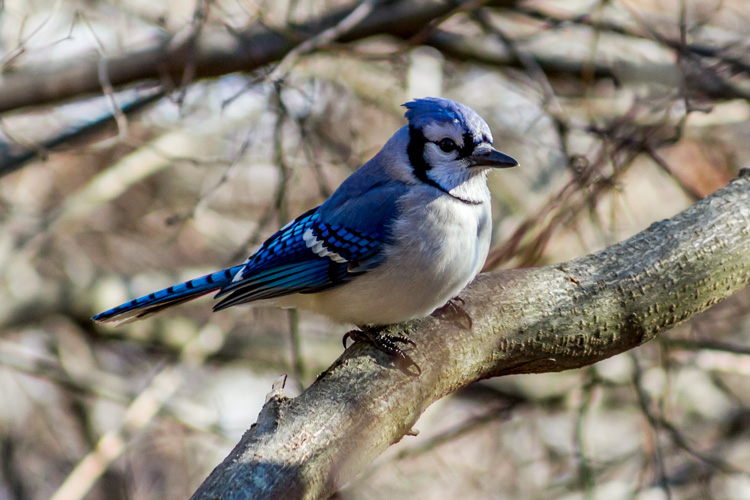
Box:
(2, 0), (750, 499)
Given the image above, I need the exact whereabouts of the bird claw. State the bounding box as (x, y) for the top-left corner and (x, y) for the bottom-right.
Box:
(435, 296), (473, 329)
(343, 327), (421, 376)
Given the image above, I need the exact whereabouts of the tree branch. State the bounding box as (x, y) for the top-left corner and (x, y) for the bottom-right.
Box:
(0, 0), (519, 113)
(5, 0), (747, 116)
(190, 172), (750, 499)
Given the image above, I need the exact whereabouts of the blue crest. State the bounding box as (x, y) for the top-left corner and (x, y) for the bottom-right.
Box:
(403, 97), (489, 136)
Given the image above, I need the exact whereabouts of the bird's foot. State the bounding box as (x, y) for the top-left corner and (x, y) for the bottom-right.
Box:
(343, 326), (420, 376)
(435, 296), (473, 329)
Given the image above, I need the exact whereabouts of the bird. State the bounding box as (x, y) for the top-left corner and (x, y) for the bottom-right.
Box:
(92, 97), (518, 360)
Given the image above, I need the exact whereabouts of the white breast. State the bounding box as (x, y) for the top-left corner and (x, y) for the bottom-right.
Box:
(272, 188), (492, 325)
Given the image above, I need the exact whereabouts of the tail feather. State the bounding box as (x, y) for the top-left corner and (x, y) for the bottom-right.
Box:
(92, 265), (243, 324)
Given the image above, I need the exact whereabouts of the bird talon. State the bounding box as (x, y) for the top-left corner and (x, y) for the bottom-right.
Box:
(342, 330), (353, 348)
(435, 296), (473, 329)
(382, 334), (416, 349)
(342, 327), (420, 375)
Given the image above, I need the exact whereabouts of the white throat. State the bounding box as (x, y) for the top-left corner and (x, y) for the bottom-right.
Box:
(427, 162), (491, 204)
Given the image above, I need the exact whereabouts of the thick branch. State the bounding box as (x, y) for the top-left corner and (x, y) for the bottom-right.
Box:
(190, 172), (750, 500)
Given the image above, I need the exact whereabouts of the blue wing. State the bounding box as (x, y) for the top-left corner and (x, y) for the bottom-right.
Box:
(93, 163), (406, 322)
(213, 207), (388, 310)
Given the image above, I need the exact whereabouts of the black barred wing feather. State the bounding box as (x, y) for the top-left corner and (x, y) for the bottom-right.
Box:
(213, 208), (386, 311)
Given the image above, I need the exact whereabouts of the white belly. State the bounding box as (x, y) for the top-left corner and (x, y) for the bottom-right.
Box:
(270, 194), (491, 325)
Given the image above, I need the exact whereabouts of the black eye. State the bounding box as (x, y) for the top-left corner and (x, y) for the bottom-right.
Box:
(438, 138), (457, 153)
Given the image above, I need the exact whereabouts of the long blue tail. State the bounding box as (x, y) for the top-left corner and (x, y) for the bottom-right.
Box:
(92, 265), (244, 324)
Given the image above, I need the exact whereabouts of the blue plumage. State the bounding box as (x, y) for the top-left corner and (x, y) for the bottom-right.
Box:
(404, 97), (488, 142)
(213, 209), (386, 310)
(92, 266), (244, 322)
(404, 97), (464, 127)
(92, 97), (517, 326)
(94, 203), (389, 323)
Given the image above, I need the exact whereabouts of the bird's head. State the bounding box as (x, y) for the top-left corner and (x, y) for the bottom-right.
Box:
(403, 97), (518, 202)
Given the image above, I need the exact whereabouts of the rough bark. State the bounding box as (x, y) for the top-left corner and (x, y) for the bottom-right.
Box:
(190, 172), (750, 500)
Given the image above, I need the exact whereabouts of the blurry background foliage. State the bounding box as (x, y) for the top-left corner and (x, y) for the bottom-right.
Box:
(1, 0), (750, 499)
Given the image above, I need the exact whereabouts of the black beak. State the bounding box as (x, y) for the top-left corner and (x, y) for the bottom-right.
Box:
(468, 145), (518, 168)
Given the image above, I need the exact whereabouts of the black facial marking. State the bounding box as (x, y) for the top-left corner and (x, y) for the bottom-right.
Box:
(407, 126), (483, 205)
(458, 132), (476, 158)
(408, 126), (448, 194)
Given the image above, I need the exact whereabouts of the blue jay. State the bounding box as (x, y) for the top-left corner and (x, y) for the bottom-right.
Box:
(93, 97), (517, 358)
